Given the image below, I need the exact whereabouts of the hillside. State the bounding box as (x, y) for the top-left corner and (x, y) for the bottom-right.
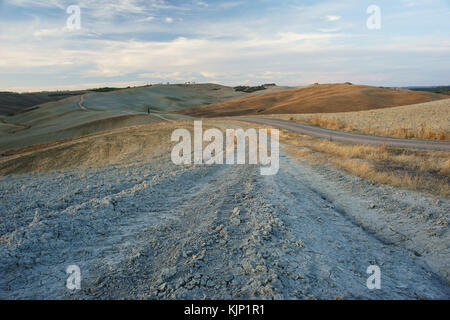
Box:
(264, 98), (450, 140)
(407, 86), (450, 95)
(0, 83), (287, 152)
(0, 91), (87, 116)
(178, 83), (447, 117)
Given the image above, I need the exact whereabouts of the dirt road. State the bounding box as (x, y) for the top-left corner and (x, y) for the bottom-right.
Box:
(77, 95), (88, 111)
(0, 132), (448, 299)
(232, 117), (450, 151)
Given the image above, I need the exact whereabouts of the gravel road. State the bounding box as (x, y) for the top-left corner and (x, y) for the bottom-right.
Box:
(233, 117), (450, 151)
(0, 138), (448, 300)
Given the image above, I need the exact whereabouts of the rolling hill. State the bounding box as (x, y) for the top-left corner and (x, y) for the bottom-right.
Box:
(0, 91), (87, 116)
(178, 83), (448, 118)
(0, 83), (287, 152)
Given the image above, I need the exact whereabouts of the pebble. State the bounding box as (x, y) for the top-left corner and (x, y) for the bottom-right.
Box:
(158, 283), (167, 291)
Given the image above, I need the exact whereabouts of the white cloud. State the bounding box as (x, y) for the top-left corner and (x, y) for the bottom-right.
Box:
(196, 1), (208, 7)
(1, 0), (450, 90)
(6, 81), (149, 93)
(2, 31), (448, 82)
(218, 1), (244, 9)
(5, 0), (66, 9)
(5, 0), (186, 20)
(199, 71), (219, 78)
(0, 32), (345, 76)
(318, 28), (341, 33)
(140, 16), (155, 22)
(326, 15), (341, 21)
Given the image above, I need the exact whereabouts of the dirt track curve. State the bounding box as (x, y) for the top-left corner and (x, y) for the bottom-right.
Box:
(229, 117), (450, 151)
(78, 95), (89, 111)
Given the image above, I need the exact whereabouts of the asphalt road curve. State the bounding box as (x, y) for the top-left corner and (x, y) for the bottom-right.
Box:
(229, 117), (450, 151)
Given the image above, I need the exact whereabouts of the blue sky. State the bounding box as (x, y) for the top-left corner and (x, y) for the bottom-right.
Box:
(0, 0), (449, 92)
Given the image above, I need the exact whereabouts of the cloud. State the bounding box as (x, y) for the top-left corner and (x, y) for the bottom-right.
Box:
(1, 29), (449, 88)
(5, 0), (66, 9)
(218, 1), (244, 9)
(139, 71), (183, 80)
(33, 27), (69, 38)
(326, 15), (341, 21)
(0, 31), (346, 76)
(4, 0), (187, 20)
(140, 16), (155, 22)
(196, 1), (208, 7)
(1, 0), (450, 90)
(6, 81), (149, 93)
(199, 71), (219, 78)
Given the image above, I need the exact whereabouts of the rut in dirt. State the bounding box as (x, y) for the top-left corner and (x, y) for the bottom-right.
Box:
(0, 151), (449, 300)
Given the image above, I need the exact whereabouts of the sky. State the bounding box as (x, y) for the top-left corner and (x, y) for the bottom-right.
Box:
(0, 0), (449, 92)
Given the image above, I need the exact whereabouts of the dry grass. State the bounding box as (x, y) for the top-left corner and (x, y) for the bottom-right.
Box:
(306, 115), (448, 141)
(390, 127), (447, 140)
(309, 116), (356, 132)
(272, 127), (450, 197)
(0, 121), (235, 176)
(0, 122), (181, 175)
(266, 98), (450, 141)
(179, 83), (447, 117)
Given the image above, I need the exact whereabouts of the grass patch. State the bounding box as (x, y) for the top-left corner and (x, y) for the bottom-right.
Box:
(309, 116), (356, 131)
(305, 116), (449, 141)
(390, 127), (448, 140)
(275, 128), (450, 197)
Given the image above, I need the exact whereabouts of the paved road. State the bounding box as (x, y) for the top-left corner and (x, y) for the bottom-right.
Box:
(229, 117), (450, 151)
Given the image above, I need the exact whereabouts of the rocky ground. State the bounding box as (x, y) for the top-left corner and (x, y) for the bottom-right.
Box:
(0, 139), (448, 299)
